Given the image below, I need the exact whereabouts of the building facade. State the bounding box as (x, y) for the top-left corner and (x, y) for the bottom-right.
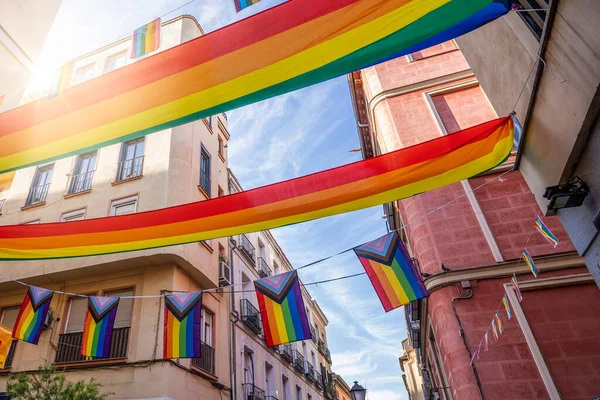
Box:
(0, 0), (62, 112)
(332, 374), (351, 400)
(455, 0), (600, 287)
(400, 338), (424, 400)
(349, 39), (600, 400)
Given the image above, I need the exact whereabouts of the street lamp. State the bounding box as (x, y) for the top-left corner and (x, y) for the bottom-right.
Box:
(350, 381), (367, 400)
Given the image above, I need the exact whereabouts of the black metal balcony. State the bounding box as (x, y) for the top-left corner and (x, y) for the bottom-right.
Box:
(238, 234), (256, 266)
(316, 372), (324, 390)
(293, 350), (305, 372)
(2, 340), (16, 369)
(68, 170), (94, 194)
(257, 257), (272, 278)
(116, 156), (144, 182)
(305, 361), (315, 382)
(324, 385), (334, 400)
(191, 341), (215, 375)
(280, 343), (293, 363)
(243, 383), (265, 400)
(325, 348), (332, 363)
(240, 299), (262, 335)
(310, 326), (317, 343)
(318, 339), (326, 355)
(25, 183), (50, 206)
(265, 396), (278, 400)
(55, 327), (129, 363)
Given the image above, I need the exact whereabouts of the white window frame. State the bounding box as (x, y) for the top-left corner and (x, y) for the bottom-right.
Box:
(73, 64), (95, 85)
(110, 195), (138, 216)
(104, 51), (127, 73)
(202, 307), (213, 346)
(60, 209), (86, 222)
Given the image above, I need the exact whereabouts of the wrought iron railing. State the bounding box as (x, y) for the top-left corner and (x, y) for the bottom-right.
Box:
(318, 339), (326, 355)
(293, 350), (305, 372)
(265, 396), (278, 400)
(25, 183), (50, 206)
(55, 327), (129, 363)
(325, 348), (332, 363)
(116, 156), (144, 181)
(200, 171), (211, 197)
(68, 170), (94, 194)
(240, 299), (262, 335)
(191, 341), (215, 375)
(222, 112), (228, 121)
(324, 385), (335, 400)
(305, 361), (315, 382)
(243, 383), (265, 400)
(310, 326), (317, 343)
(2, 340), (16, 369)
(316, 372), (324, 390)
(257, 257), (272, 278)
(512, 0), (548, 40)
(280, 343), (293, 362)
(238, 234), (256, 265)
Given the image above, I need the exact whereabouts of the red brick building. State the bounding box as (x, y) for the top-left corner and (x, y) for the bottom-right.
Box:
(348, 41), (600, 400)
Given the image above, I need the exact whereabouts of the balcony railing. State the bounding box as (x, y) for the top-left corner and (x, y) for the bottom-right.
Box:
(305, 361), (315, 382)
(200, 172), (211, 197)
(513, 0), (548, 40)
(2, 340), (16, 369)
(191, 341), (215, 375)
(325, 348), (332, 363)
(25, 183), (50, 206)
(318, 339), (326, 355)
(316, 372), (324, 390)
(257, 257), (272, 278)
(280, 343), (293, 363)
(324, 385), (334, 400)
(116, 156), (144, 182)
(238, 234), (256, 265)
(293, 350), (305, 372)
(265, 396), (278, 400)
(310, 326), (317, 343)
(243, 383), (265, 400)
(68, 170), (94, 194)
(55, 327), (129, 363)
(240, 299), (262, 335)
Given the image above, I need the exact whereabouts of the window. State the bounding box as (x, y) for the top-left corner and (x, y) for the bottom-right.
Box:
(69, 151), (97, 194)
(273, 261), (280, 276)
(218, 136), (224, 156)
(1, 307), (20, 331)
(104, 52), (127, 73)
(513, 0), (547, 40)
(282, 376), (290, 400)
(296, 385), (302, 400)
(73, 64), (94, 85)
(110, 196), (138, 216)
(61, 209), (85, 222)
(65, 296), (88, 333)
(200, 145), (211, 196)
(307, 394), (312, 400)
(117, 138), (145, 181)
(25, 164), (53, 206)
(202, 308), (213, 345)
(105, 289), (133, 328)
(203, 117), (212, 130)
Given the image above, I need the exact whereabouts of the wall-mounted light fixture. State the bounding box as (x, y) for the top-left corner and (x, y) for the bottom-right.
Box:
(543, 176), (589, 211)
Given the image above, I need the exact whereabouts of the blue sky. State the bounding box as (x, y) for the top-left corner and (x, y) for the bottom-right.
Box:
(35, 1), (408, 398)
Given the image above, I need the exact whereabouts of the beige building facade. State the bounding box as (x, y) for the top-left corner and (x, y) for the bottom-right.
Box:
(399, 338), (424, 400)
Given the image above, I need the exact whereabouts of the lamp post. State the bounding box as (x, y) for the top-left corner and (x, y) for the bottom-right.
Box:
(350, 381), (367, 400)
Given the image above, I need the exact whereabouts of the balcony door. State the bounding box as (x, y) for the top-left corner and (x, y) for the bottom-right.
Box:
(117, 138), (144, 181)
(69, 151), (97, 194)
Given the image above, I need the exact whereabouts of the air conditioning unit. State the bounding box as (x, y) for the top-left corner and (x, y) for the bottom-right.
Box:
(219, 261), (231, 287)
(42, 309), (53, 330)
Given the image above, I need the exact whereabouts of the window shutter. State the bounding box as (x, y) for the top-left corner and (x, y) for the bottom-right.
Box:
(0, 307), (20, 330)
(66, 297), (88, 332)
(105, 289), (134, 328)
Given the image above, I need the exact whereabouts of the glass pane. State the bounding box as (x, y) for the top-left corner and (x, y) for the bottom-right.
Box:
(134, 139), (145, 158)
(123, 142), (136, 160)
(66, 297), (88, 332)
(0, 307), (20, 330)
(105, 289), (133, 328)
(114, 202), (136, 216)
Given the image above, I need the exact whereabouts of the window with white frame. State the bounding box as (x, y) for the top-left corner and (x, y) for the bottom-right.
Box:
(26, 164), (53, 206)
(202, 308), (213, 346)
(110, 196), (138, 216)
(69, 151), (97, 194)
(117, 137), (145, 181)
(60, 209), (86, 222)
(73, 64), (95, 85)
(104, 52), (127, 73)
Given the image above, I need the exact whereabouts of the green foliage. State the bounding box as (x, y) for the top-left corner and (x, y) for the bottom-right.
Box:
(6, 366), (112, 400)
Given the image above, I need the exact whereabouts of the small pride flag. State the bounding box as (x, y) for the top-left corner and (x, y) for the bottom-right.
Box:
(534, 216), (559, 247)
(234, 0), (261, 12)
(82, 297), (120, 358)
(491, 319), (498, 340)
(163, 292), (203, 359)
(495, 312), (503, 334)
(354, 232), (429, 312)
(12, 286), (54, 344)
(131, 19), (161, 59)
(484, 332), (489, 351)
(502, 295), (512, 319)
(522, 249), (539, 277)
(255, 270), (312, 346)
(512, 274), (523, 302)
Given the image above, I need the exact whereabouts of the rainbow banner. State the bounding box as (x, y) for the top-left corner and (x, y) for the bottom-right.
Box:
(131, 19), (161, 59)
(354, 232), (428, 312)
(0, 324), (11, 369)
(12, 286), (54, 344)
(0, 117), (514, 261)
(534, 216), (559, 247)
(49, 62), (74, 98)
(234, 0), (261, 12)
(0, 0), (511, 173)
(502, 295), (512, 320)
(82, 296), (120, 358)
(512, 273), (523, 302)
(522, 249), (539, 277)
(163, 292), (202, 359)
(255, 270), (311, 346)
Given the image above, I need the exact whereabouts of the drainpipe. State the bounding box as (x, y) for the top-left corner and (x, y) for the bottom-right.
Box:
(513, 0), (559, 169)
(230, 239), (238, 400)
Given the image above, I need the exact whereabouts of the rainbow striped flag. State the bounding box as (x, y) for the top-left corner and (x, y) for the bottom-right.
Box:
(354, 232), (429, 312)
(495, 311), (503, 334)
(234, 0), (261, 12)
(0, 117), (514, 261)
(0, 324), (12, 369)
(512, 274), (523, 302)
(491, 318), (498, 340)
(163, 292), (202, 359)
(49, 62), (74, 98)
(502, 295), (512, 320)
(82, 296), (120, 358)
(522, 249), (539, 277)
(131, 19), (161, 59)
(12, 286), (54, 344)
(255, 270), (311, 347)
(534, 216), (559, 247)
(484, 331), (489, 351)
(0, 0), (511, 173)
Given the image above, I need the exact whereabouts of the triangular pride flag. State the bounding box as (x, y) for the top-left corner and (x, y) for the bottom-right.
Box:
(82, 296), (120, 358)
(534, 216), (559, 247)
(354, 232), (429, 312)
(255, 270), (311, 347)
(12, 286), (54, 344)
(164, 292), (203, 359)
